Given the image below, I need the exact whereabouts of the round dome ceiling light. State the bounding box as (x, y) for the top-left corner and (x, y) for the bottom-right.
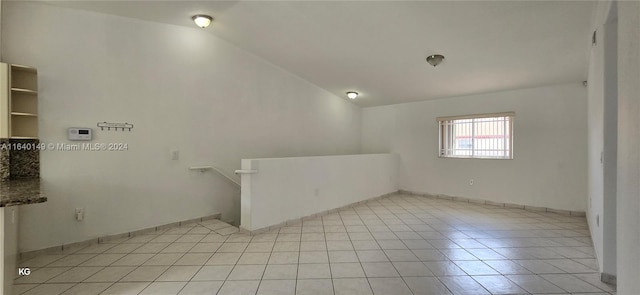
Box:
(426, 54), (445, 67)
(192, 15), (213, 28)
(346, 91), (359, 99)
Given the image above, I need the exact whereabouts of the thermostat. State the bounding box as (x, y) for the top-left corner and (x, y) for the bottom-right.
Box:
(68, 128), (92, 141)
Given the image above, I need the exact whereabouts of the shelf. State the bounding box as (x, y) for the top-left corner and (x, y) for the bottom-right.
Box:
(10, 67), (37, 92)
(11, 112), (38, 117)
(11, 88), (37, 94)
(2, 63), (39, 139)
(10, 64), (37, 73)
(10, 115), (38, 139)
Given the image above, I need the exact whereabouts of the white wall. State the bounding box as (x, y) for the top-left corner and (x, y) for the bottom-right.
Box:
(1, 2), (361, 252)
(616, 1), (640, 293)
(362, 83), (587, 211)
(0, 0), (3, 59)
(240, 154), (398, 231)
(587, 0), (618, 278)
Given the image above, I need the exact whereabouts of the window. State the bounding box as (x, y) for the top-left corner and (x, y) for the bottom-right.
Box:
(438, 112), (514, 159)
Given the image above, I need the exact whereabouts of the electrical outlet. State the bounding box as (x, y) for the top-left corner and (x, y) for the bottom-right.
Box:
(75, 208), (84, 221)
(469, 179), (474, 186)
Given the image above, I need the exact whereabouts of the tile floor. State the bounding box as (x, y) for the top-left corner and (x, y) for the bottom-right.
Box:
(14, 194), (616, 295)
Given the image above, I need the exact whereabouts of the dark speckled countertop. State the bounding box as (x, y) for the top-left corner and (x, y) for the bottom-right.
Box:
(0, 178), (46, 207)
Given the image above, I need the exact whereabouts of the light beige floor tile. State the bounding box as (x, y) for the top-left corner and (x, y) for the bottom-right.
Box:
(205, 253), (242, 265)
(298, 263), (331, 279)
(356, 250), (389, 262)
(187, 226), (212, 234)
(60, 282), (111, 295)
(101, 282), (150, 295)
(105, 243), (143, 254)
(227, 264), (266, 280)
(424, 260), (468, 276)
(120, 265), (170, 282)
(325, 233), (350, 241)
(327, 241), (354, 251)
(296, 279), (334, 295)
(174, 253), (213, 266)
(361, 262), (400, 278)
(484, 260), (532, 275)
(175, 234), (206, 243)
(330, 262), (365, 278)
(178, 281), (223, 295)
(352, 240), (381, 250)
(84, 266), (135, 282)
(125, 235), (156, 244)
(237, 252), (270, 264)
(454, 260), (500, 275)
(150, 235), (182, 243)
(251, 234), (278, 242)
(139, 281), (187, 295)
(15, 267), (71, 284)
(132, 243), (170, 254)
(367, 277), (413, 295)
(333, 278), (372, 295)
(506, 274), (566, 294)
(47, 266), (103, 283)
(273, 242), (300, 252)
(245, 242), (275, 252)
(188, 242), (222, 253)
(403, 276), (452, 295)
(199, 234), (228, 243)
(257, 279), (296, 295)
(47, 254), (96, 267)
(14, 283), (38, 294)
(79, 254), (126, 266)
(161, 243), (196, 253)
(439, 276), (491, 295)
(155, 265), (201, 281)
(217, 280), (260, 295)
(473, 275), (527, 294)
(268, 252), (299, 264)
(329, 250), (359, 263)
(22, 283), (75, 295)
(263, 264), (298, 279)
(392, 261), (433, 277)
(300, 241), (327, 251)
(111, 253), (154, 266)
(541, 273), (605, 293)
(299, 251), (329, 264)
(143, 253), (184, 266)
(384, 249), (420, 262)
(216, 242), (248, 253)
(75, 244), (117, 254)
(191, 265), (233, 281)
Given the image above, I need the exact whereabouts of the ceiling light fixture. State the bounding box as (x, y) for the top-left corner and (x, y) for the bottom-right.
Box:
(426, 54), (445, 67)
(346, 91), (359, 99)
(192, 15), (213, 28)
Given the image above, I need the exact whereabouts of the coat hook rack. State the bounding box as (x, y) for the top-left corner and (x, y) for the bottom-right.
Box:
(97, 122), (134, 131)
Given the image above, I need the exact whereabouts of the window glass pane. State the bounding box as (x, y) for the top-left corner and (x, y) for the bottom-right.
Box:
(438, 114), (513, 159)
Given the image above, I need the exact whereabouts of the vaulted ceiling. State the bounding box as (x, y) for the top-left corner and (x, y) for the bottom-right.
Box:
(47, 1), (595, 107)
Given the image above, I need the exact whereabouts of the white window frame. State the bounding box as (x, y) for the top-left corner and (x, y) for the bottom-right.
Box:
(438, 112), (514, 159)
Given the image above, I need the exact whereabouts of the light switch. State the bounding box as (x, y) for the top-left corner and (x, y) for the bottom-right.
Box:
(171, 149), (179, 160)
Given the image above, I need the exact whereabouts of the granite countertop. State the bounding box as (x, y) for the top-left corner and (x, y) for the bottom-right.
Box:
(0, 178), (46, 207)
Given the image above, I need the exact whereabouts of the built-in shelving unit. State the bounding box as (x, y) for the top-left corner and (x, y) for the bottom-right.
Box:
(8, 65), (38, 139)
